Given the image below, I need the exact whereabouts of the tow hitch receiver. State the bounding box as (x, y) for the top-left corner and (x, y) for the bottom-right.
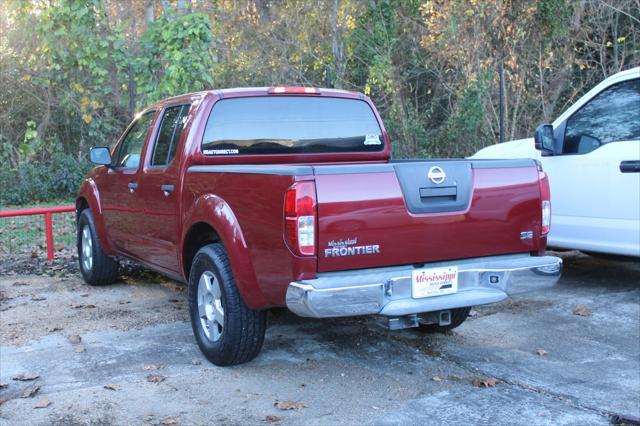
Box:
(380, 310), (453, 330)
(438, 310), (452, 326)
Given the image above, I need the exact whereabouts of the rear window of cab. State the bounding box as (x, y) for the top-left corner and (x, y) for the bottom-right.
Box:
(201, 96), (384, 156)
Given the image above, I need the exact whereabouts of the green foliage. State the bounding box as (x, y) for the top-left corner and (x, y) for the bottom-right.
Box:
(2, 1), (218, 205)
(536, 0), (571, 38)
(1, 0), (638, 205)
(385, 105), (430, 158)
(348, 0), (398, 96)
(136, 12), (215, 105)
(1, 0), (128, 205)
(19, 121), (38, 159)
(0, 141), (90, 206)
(34, 0), (129, 151)
(347, 0), (433, 158)
(432, 76), (493, 158)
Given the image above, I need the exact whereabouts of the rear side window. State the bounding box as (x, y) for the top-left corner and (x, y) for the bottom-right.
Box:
(201, 96), (383, 155)
(152, 104), (190, 166)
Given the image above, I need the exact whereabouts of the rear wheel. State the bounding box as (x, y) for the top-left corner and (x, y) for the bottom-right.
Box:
(77, 209), (118, 285)
(418, 307), (471, 333)
(188, 243), (266, 366)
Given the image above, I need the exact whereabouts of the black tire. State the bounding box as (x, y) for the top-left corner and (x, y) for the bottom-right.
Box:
(188, 243), (267, 366)
(418, 307), (471, 333)
(77, 209), (119, 285)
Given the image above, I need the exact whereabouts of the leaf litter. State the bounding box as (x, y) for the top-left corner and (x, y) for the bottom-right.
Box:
(33, 399), (52, 409)
(471, 377), (498, 388)
(572, 305), (592, 316)
(67, 334), (82, 344)
(146, 374), (166, 383)
(20, 385), (41, 398)
(143, 364), (162, 371)
(12, 374), (39, 381)
(274, 400), (306, 411)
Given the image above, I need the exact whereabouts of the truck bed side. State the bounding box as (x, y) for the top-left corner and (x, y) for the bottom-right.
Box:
(182, 165), (317, 308)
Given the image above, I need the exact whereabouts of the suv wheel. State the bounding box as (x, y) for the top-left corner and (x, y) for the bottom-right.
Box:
(77, 209), (118, 285)
(188, 243), (266, 366)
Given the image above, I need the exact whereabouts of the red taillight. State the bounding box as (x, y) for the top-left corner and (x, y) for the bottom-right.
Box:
(284, 181), (317, 256)
(539, 170), (551, 235)
(269, 86), (320, 95)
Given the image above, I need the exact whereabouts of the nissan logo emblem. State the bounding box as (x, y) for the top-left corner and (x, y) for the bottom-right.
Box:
(428, 166), (446, 184)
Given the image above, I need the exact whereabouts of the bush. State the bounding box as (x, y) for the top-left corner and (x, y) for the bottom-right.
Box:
(431, 78), (494, 158)
(0, 147), (90, 207)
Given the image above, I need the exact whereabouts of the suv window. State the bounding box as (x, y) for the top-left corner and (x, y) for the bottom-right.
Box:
(151, 104), (190, 166)
(563, 79), (640, 154)
(201, 96), (383, 155)
(116, 110), (156, 168)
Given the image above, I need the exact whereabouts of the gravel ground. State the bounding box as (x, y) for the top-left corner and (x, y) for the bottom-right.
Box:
(0, 251), (638, 425)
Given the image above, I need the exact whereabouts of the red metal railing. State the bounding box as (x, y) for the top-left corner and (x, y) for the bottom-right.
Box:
(0, 205), (75, 261)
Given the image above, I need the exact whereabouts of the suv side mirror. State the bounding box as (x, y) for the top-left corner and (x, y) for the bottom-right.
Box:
(90, 147), (112, 166)
(534, 124), (555, 156)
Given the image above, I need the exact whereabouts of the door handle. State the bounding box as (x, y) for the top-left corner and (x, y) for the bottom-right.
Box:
(128, 182), (138, 191)
(420, 186), (457, 198)
(161, 184), (174, 196)
(620, 161), (640, 173)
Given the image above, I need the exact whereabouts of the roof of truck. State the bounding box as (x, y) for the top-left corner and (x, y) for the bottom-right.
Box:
(153, 86), (364, 106)
(217, 86), (362, 98)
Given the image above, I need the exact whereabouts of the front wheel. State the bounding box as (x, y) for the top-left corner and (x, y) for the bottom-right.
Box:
(77, 209), (118, 285)
(188, 243), (266, 366)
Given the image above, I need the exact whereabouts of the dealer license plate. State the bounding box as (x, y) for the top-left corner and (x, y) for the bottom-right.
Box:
(411, 266), (459, 299)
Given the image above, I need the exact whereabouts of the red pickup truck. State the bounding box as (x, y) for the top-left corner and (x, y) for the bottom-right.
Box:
(77, 86), (562, 365)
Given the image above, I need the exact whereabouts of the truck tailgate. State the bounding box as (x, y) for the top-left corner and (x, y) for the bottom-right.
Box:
(314, 160), (544, 272)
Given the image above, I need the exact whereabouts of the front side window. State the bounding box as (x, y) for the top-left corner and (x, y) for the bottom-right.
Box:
(151, 104), (190, 166)
(201, 96), (384, 155)
(563, 79), (640, 154)
(116, 110), (156, 168)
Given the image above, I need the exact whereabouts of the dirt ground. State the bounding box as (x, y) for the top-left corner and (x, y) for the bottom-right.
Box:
(0, 251), (638, 425)
(0, 273), (187, 347)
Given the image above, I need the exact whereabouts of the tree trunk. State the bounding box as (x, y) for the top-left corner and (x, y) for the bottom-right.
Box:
(392, 65), (417, 158)
(144, 0), (154, 24)
(544, 0), (586, 117)
(255, 0), (270, 23)
(331, 0), (345, 89)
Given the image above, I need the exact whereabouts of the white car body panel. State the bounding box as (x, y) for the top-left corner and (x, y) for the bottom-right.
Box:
(472, 68), (640, 257)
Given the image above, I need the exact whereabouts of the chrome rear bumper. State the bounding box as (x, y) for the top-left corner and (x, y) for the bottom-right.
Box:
(286, 254), (562, 318)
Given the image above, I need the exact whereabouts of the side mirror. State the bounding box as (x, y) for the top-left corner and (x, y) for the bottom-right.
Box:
(90, 147), (112, 166)
(534, 124), (555, 155)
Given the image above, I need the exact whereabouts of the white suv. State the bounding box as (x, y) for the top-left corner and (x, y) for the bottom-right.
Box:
(472, 67), (640, 257)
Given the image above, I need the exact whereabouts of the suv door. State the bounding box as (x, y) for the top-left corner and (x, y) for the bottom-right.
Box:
(130, 104), (191, 272)
(101, 110), (157, 254)
(542, 78), (640, 256)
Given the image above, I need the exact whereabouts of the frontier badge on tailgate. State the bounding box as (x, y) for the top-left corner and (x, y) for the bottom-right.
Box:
(324, 238), (380, 257)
